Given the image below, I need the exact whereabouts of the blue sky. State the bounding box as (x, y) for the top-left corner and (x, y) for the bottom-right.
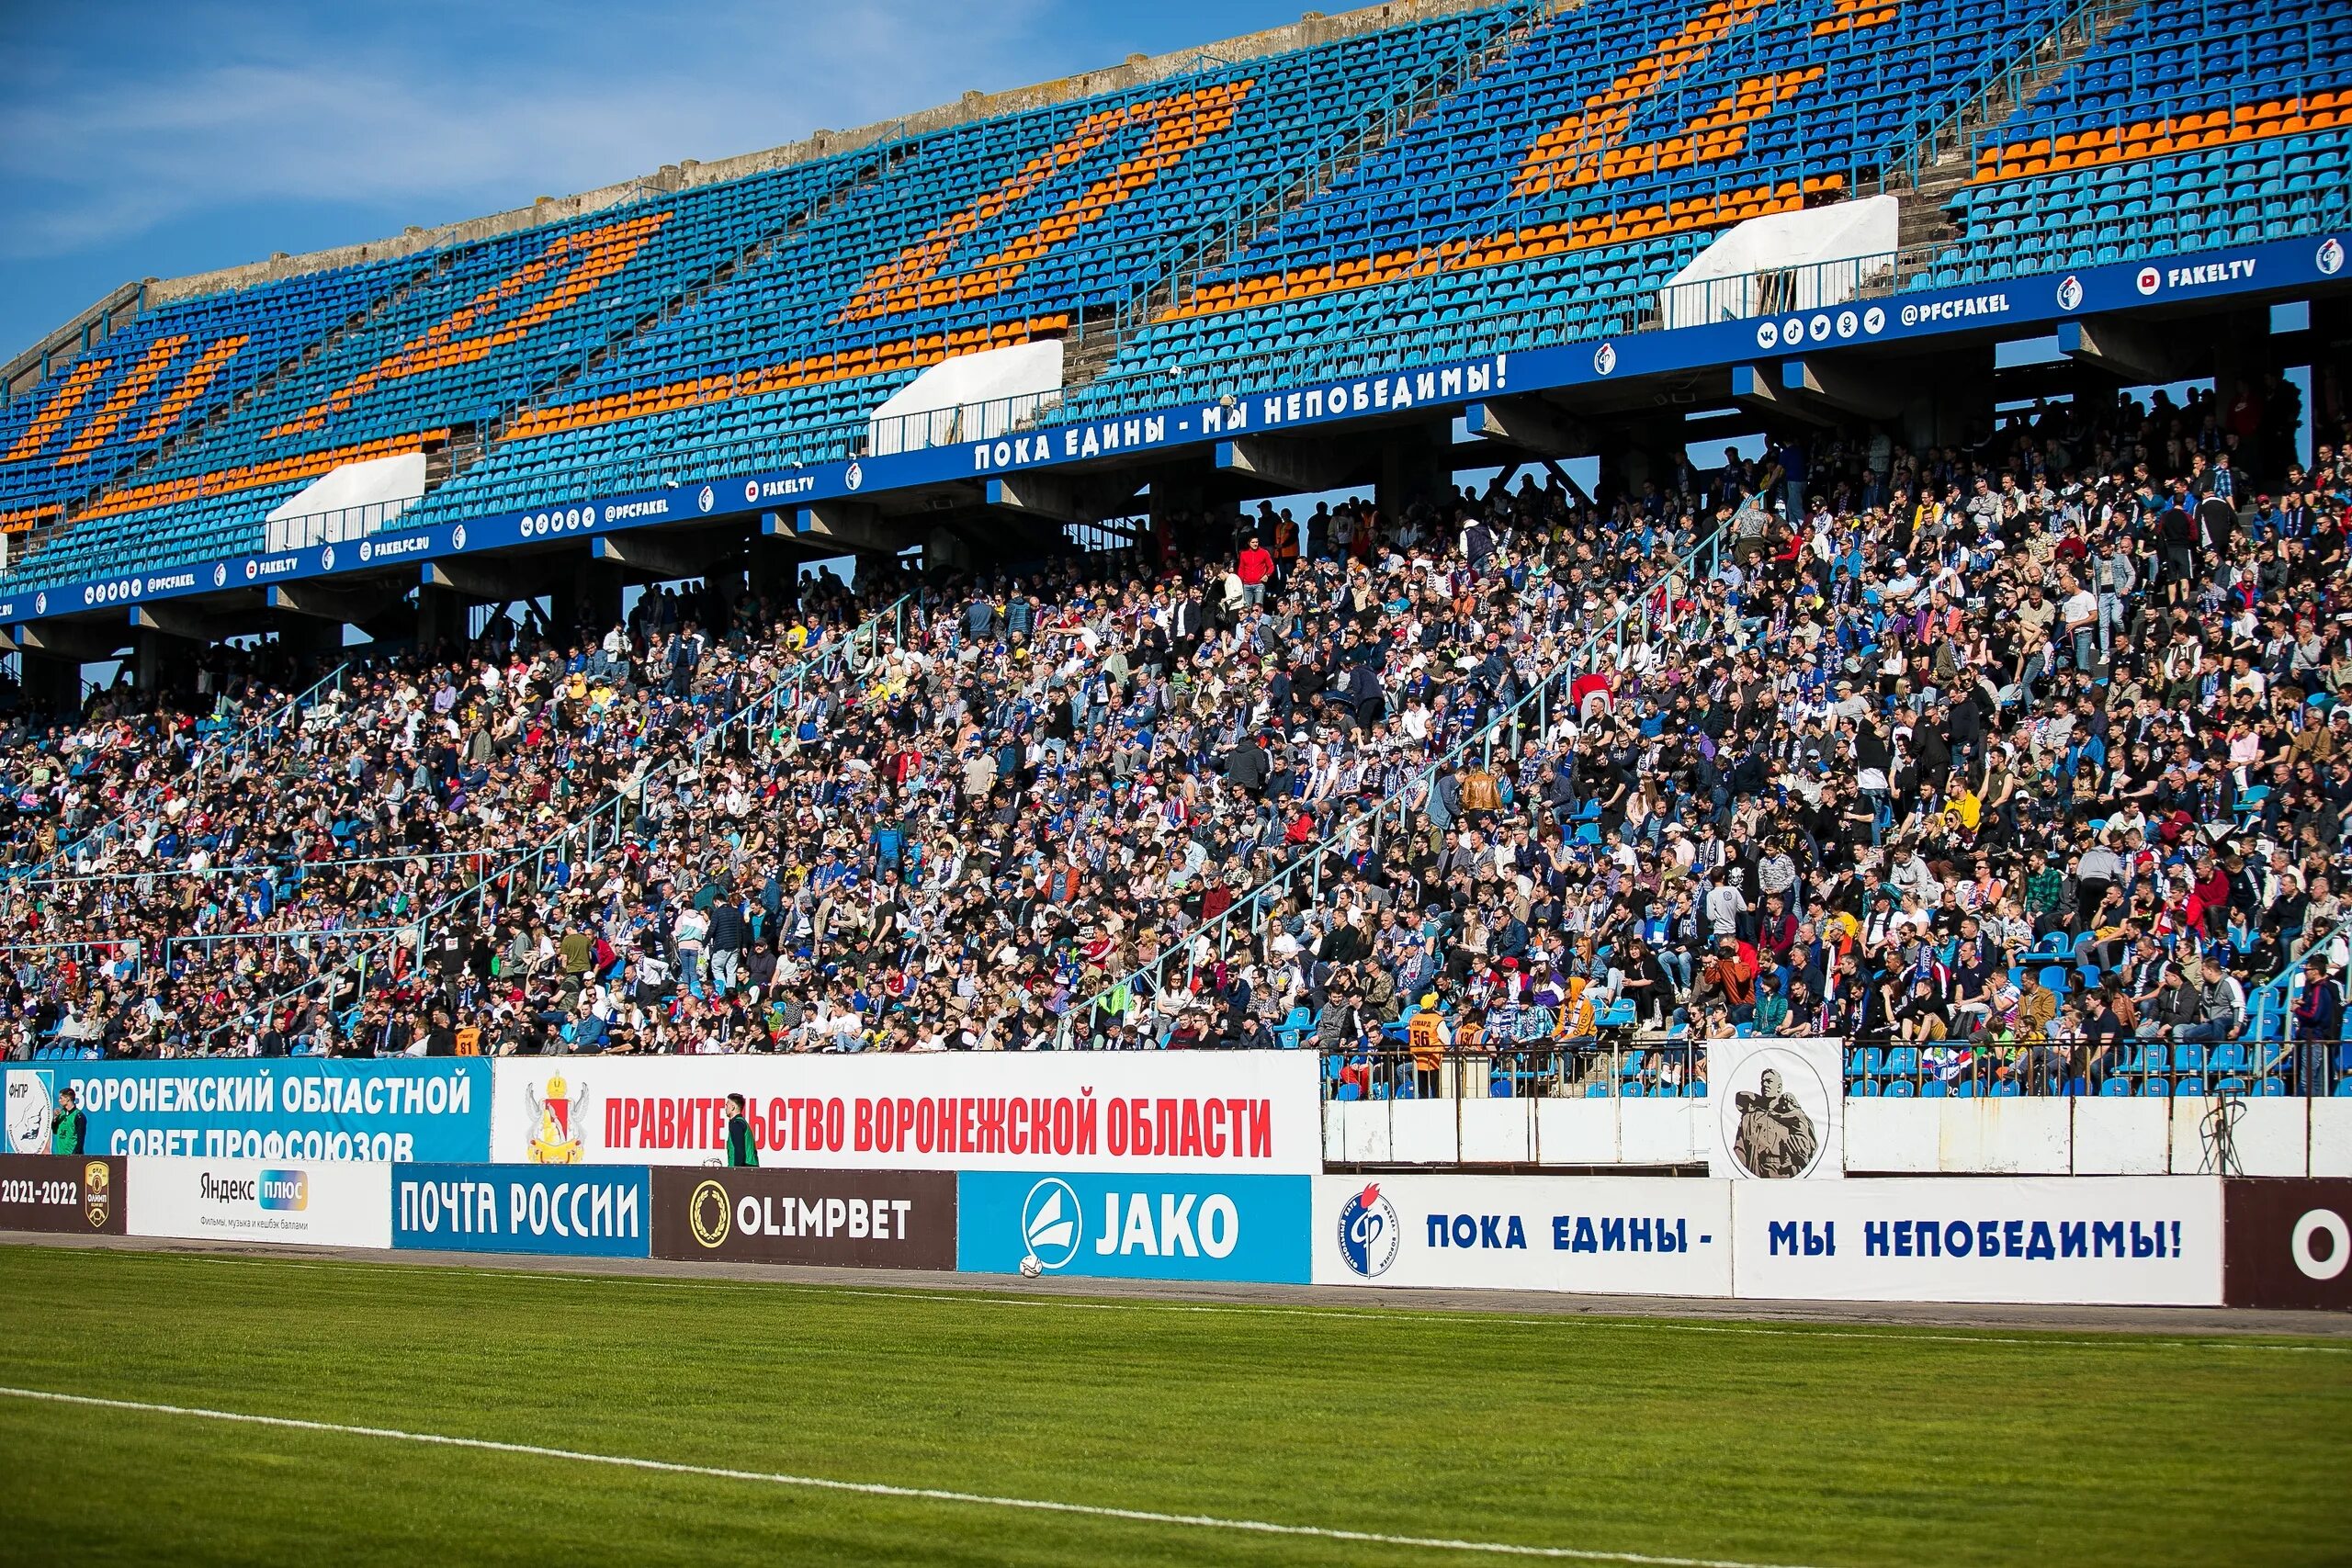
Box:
(0, 0), (1311, 359)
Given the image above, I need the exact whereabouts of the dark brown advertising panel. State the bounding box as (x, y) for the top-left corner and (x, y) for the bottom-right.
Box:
(0, 1155), (126, 1235)
(2223, 1179), (2352, 1311)
(651, 1167), (956, 1269)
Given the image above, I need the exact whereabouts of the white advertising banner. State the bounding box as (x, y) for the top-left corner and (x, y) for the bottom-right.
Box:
(1311, 1175), (1734, 1296)
(1706, 1036), (1844, 1179)
(489, 1053), (1321, 1175)
(1732, 1177), (2224, 1305)
(127, 1156), (393, 1249)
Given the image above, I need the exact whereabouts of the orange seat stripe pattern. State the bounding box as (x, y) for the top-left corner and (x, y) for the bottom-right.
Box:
(1515, 0), (1781, 197)
(1165, 175), (1841, 321)
(501, 318), (1069, 441)
(0, 504), (62, 536)
(842, 81), (1253, 322)
(268, 213), (670, 436)
(126, 336), (249, 444)
(1813, 0), (1901, 35)
(68, 431), (450, 526)
(1972, 89), (2348, 181)
(56, 336), (190, 463)
(6, 358), (112, 462)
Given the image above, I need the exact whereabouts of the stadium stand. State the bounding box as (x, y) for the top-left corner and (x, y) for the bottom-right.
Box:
(1069, 0), (2094, 409)
(0, 0), (2343, 1096)
(0, 264), (404, 535)
(1939, 0), (2352, 278)
(401, 6), (1518, 526)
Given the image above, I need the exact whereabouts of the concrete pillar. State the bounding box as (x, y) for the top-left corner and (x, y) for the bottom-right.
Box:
(923, 526), (975, 576)
(1377, 421), (1454, 523)
(19, 652), (80, 717)
(272, 615), (344, 666)
(415, 584), (466, 657)
(750, 534), (796, 613)
(134, 628), (202, 697)
(552, 558), (624, 650)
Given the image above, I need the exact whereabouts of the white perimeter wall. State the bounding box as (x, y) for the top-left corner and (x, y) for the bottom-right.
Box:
(1327, 1096), (2352, 1177)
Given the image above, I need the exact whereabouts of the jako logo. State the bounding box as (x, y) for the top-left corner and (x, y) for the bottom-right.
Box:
(1338, 1182), (1399, 1278)
(257, 1169), (310, 1211)
(1021, 1178), (1081, 1271)
(1092, 1190), (1239, 1259)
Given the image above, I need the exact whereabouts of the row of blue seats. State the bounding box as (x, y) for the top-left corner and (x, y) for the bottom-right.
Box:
(1847, 1075), (2310, 1096)
(1848, 1041), (2312, 1078)
(1332, 1077), (1709, 1100)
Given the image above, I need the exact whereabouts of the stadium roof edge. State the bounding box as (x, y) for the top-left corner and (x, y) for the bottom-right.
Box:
(142, 0), (1521, 310)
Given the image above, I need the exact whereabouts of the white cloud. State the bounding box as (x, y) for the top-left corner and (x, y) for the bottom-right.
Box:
(0, 0), (1066, 261)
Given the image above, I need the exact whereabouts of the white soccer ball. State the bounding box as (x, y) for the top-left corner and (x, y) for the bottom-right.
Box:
(1019, 1255), (1042, 1278)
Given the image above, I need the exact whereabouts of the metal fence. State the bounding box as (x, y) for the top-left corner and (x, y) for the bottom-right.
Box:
(263, 494), (427, 553)
(1318, 1034), (2352, 1105)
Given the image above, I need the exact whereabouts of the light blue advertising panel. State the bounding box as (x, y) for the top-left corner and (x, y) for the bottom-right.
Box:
(6, 1062), (492, 1163)
(392, 1164), (650, 1257)
(957, 1170), (1309, 1283)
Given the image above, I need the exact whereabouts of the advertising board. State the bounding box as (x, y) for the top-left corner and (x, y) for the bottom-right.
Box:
(956, 1170), (1309, 1283)
(0, 1154), (126, 1235)
(392, 1164), (651, 1258)
(2222, 1178), (2352, 1310)
(650, 1167), (957, 1269)
(1731, 1177), (2223, 1304)
(489, 1055), (1318, 1173)
(127, 1156), (393, 1248)
(1308, 1175), (1733, 1296)
(9, 1061), (491, 1162)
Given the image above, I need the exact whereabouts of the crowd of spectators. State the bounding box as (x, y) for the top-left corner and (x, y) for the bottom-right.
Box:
(1, 376), (2346, 1096)
(1100, 379), (2352, 1097)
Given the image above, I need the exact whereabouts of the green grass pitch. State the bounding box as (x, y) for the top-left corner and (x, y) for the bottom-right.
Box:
(0, 1245), (2346, 1566)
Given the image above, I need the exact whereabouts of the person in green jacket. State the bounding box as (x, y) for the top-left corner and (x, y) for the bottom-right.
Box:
(723, 1094), (758, 1167)
(51, 1088), (86, 1156)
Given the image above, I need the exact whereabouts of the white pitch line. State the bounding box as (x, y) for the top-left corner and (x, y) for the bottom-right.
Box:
(0, 1384), (1818, 1568)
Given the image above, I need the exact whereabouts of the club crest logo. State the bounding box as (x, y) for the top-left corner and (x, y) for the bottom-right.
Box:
(82, 1161), (110, 1228)
(2055, 274), (2084, 311)
(523, 1073), (588, 1164)
(1337, 1182), (1399, 1278)
(1592, 341), (1617, 377)
(2319, 237), (2345, 276)
(696, 485), (716, 513)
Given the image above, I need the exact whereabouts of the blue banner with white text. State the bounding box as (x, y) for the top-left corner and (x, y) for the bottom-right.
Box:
(391, 1163), (651, 1256)
(6, 1061), (492, 1163)
(956, 1169), (1309, 1283)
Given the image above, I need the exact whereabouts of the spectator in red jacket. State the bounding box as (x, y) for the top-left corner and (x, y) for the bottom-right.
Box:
(1236, 536), (1276, 604)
